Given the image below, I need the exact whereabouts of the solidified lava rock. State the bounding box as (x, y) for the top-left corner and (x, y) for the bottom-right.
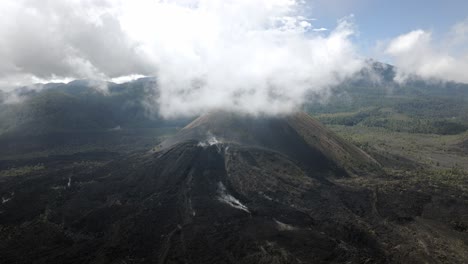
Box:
(1, 112), (467, 264)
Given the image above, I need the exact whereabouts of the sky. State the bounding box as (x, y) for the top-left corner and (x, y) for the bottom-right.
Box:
(0, 0), (467, 117)
(310, 0), (468, 56)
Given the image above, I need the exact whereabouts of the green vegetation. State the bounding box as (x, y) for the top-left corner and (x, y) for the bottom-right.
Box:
(328, 125), (468, 166)
(315, 107), (467, 135)
(318, 79), (468, 190)
(308, 85), (468, 135)
(0, 79), (191, 137)
(327, 124), (468, 192)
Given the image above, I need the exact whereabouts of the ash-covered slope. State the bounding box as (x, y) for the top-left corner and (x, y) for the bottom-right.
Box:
(158, 111), (379, 177)
(1, 113), (467, 264)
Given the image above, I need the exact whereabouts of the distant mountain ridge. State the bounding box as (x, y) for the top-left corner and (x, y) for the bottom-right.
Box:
(0, 77), (187, 136)
(1, 60), (468, 137)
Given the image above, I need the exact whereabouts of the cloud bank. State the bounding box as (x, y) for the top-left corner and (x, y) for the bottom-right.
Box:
(0, 0), (365, 117)
(136, 1), (364, 117)
(0, 0), (155, 89)
(384, 19), (468, 83)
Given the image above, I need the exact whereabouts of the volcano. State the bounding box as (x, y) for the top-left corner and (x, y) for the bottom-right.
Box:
(1, 112), (467, 264)
(157, 111), (379, 178)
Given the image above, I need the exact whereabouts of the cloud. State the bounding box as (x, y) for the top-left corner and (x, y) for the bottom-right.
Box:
(313, 28), (328, 32)
(384, 18), (468, 83)
(127, 1), (364, 117)
(0, 0), (154, 90)
(0, 0), (364, 116)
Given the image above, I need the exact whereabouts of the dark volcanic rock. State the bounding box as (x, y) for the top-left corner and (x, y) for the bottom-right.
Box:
(159, 111), (380, 177)
(0, 112), (467, 263)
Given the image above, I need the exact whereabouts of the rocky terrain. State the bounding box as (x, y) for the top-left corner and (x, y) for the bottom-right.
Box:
(0, 112), (467, 263)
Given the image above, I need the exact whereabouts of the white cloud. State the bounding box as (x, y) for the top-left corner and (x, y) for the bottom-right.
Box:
(313, 28), (328, 32)
(0, 0), (154, 90)
(384, 19), (468, 83)
(0, 0), (364, 117)
(111, 74), (147, 84)
(126, 0), (364, 117)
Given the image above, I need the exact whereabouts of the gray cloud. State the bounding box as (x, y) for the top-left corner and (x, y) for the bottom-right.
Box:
(0, 0), (154, 89)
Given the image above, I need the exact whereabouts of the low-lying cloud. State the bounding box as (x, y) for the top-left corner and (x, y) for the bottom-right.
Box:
(384, 18), (468, 83)
(2, 1), (468, 117)
(0, 0), (366, 117)
(140, 1), (364, 117)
